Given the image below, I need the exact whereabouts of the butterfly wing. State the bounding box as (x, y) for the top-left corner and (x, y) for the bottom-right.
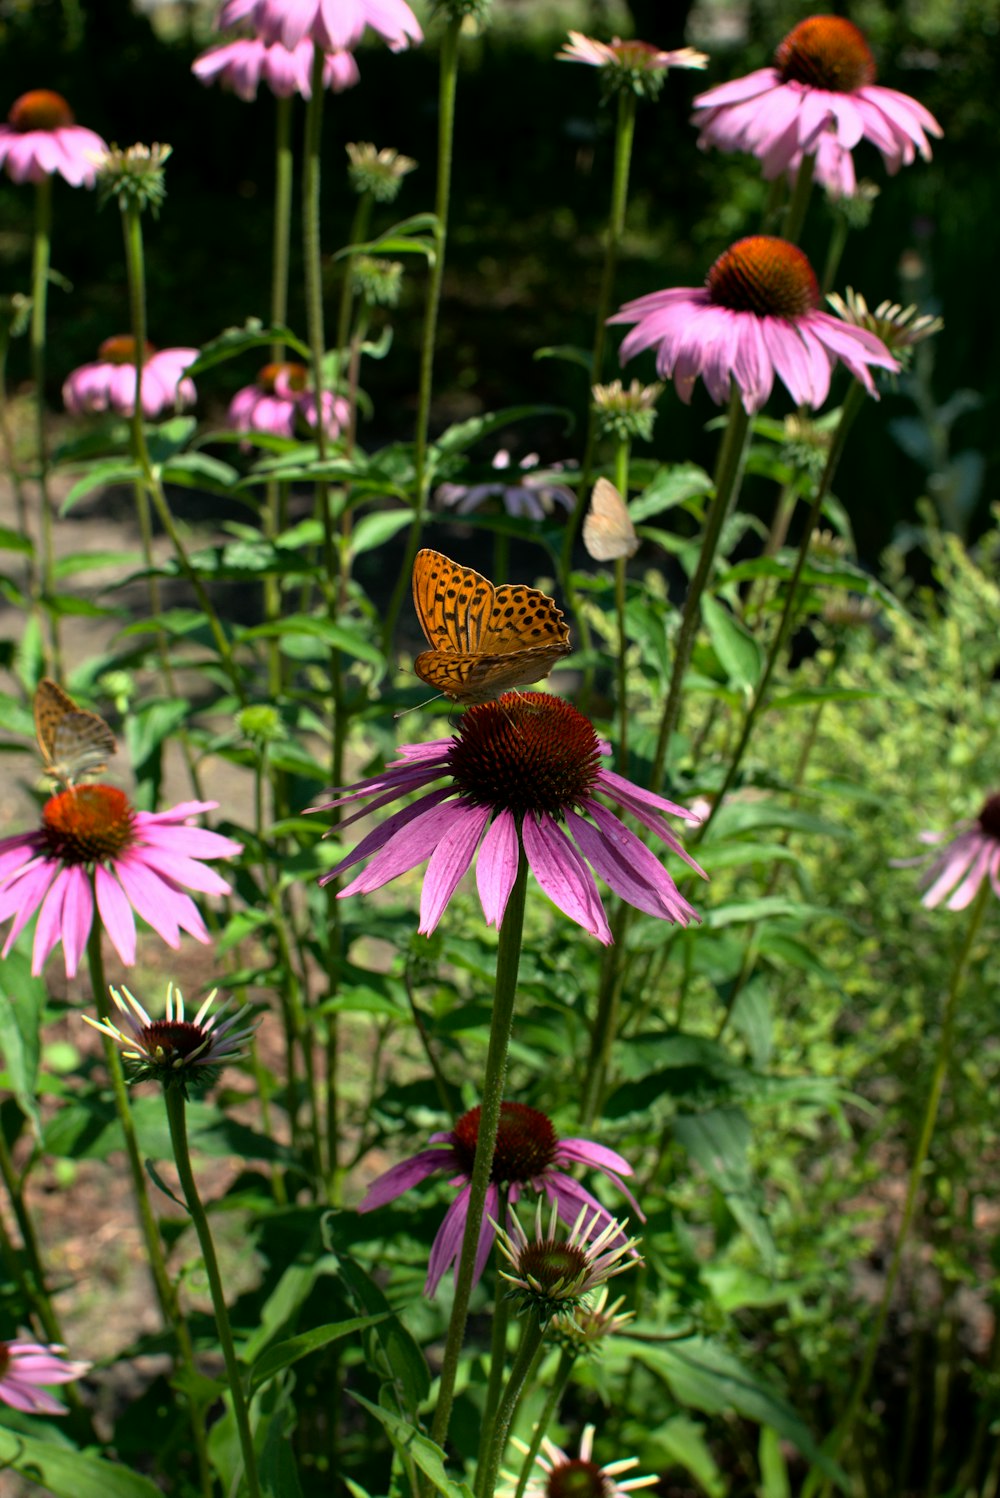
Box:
(583, 477), (639, 562)
(34, 678), (117, 787)
(412, 550), (496, 653)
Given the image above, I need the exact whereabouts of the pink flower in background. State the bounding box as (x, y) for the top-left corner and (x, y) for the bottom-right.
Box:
(0, 790), (242, 978)
(505, 1425), (657, 1498)
(435, 449), (576, 521)
(228, 361), (351, 442)
(0, 1340), (90, 1415)
(358, 1100), (643, 1296)
(192, 36), (359, 100)
(63, 335), (199, 419)
(896, 794), (1000, 911)
(0, 90), (107, 187)
(610, 235), (897, 413)
(692, 15), (942, 197)
(218, 0), (422, 53)
(317, 692), (703, 943)
(558, 31), (708, 76)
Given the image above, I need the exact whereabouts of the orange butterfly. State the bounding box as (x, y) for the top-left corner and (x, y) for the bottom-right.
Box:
(33, 677), (117, 788)
(411, 549), (571, 704)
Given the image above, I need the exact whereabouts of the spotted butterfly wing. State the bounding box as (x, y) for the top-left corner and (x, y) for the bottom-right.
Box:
(33, 678), (117, 788)
(412, 549), (571, 704)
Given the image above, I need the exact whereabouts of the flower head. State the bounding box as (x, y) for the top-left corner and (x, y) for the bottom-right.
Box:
(610, 235), (898, 413)
(227, 361), (350, 443)
(63, 335), (199, 419)
(84, 983), (258, 1091)
(0, 791), (242, 977)
(0, 1340), (90, 1415)
(217, 0), (422, 53)
(559, 32), (708, 101)
(496, 1199), (641, 1319)
(435, 451), (575, 521)
(827, 286), (943, 365)
(0, 90), (107, 187)
(501, 1426), (657, 1498)
(358, 1100), (644, 1296)
(317, 692), (703, 943)
(96, 142), (172, 215)
(192, 37), (359, 100)
(692, 15), (942, 197)
(346, 141), (416, 201)
(898, 795), (1000, 911)
(554, 1283), (636, 1352)
(592, 379), (663, 444)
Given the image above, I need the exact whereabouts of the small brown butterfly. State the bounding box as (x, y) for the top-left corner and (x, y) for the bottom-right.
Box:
(583, 477), (639, 562)
(33, 678), (117, 788)
(411, 549), (571, 704)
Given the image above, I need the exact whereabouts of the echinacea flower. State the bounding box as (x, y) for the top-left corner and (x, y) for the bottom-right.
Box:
(692, 15), (942, 198)
(317, 692), (704, 943)
(358, 1100), (643, 1296)
(554, 1283), (636, 1351)
(83, 983), (259, 1089)
(192, 36), (359, 100)
(0, 90), (107, 187)
(0, 791), (242, 978)
(610, 235), (898, 414)
(501, 1425), (657, 1498)
(558, 32), (707, 100)
(0, 1340), (90, 1415)
(435, 450), (576, 521)
(62, 335), (199, 419)
(217, 0), (422, 53)
(896, 794), (1000, 911)
(227, 361), (351, 443)
(495, 1200), (641, 1316)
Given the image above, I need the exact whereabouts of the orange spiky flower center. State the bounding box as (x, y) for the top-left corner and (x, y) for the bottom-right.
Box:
(452, 1101), (557, 1184)
(548, 1461), (609, 1498)
(258, 361), (309, 393)
(775, 16), (877, 92)
(706, 236), (820, 319)
(8, 90), (76, 131)
(42, 786), (136, 863)
(97, 334), (155, 364)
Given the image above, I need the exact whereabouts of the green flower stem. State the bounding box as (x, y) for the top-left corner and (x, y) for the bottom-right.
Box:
(164, 1084), (263, 1498)
(475, 1186), (512, 1475)
(335, 193), (373, 366)
(475, 1316), (548, 1498)
(613, 435), (631, 774)
(782, 150), (816, 246)
(565, 88), (637, 579)
(579, 900), (629, 1128)
(382, 15), (462, 654)
(86, 924), (212, 1498)
(265, 94), (295, 708)
(429, 847), (529, 1461)
(650, 392), (752, 793)
(0, 1132), (65, 1349)
(819, 210), (851, 299)
(697, 380), (866, 834)
(512, 1345), (577, 1498)
(806, 876), (992, 1497)
(30, 175), (60, 673)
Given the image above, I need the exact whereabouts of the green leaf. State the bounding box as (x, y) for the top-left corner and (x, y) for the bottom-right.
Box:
(533, 344), (593, 373)
(432, 405), (571, 457)
(53, 549), (140, 579)
(630, 463), (714, 522)
(333, 212), (440, 264)
(250, 1314), (390, 1395)
(160, 452), (241, 493)
(673, 1108), (774, 1267)
(145, 417), (197, 463)
(0, 951), (46, 1132)
(352, 1395), (475, 1498)
(350, 510), (412, 557)
(61, 459), (143, 511)
(237, 614), (384, 667)
(186, 319), (311, 375)
(336, 1255), (431, 1415)
(644, 1415), (726, 1498)
(0, 1430), (164, 1498)
(760, 1426), (792, 1498)
(0, 525), (34, 556)
(701, 595), (763, 691)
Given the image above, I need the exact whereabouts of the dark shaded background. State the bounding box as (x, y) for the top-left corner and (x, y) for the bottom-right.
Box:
(0, 0), (995, 563)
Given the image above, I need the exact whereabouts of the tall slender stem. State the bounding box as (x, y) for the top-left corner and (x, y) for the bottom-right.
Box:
(164, 1086), (263, 1498)
(613, 436), (631, 774)
(264, 94), (295, 706)
(782, 150), (815, 246)
(805, 877), (992, 1495)
(698, 381), (866, 832)
(476, 1318), (548, 1498)
(650, 393), (752, 792)
(475, 1186), (512, 1474)
(383, 15), (462, 653)
(0, 1132), (65, 1347)
(30, 175), (60, 674)
(512, 1346), (577, 1498)
(429, 849), (530, 1460)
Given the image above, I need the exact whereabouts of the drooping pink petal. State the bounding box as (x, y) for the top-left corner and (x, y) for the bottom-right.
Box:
(334, 793), (462, 896)
(59, 864), (94, 978)
(358, 1146), (457, 1211)
(476, 809), (520, 928)
(540, 1172), (633, 1249)
(419, 802), (492, 934)
(522, 813), (612, 943)
(566, 806), (698, 924)
(94, 864), (137, 966)
(426, 1181), (472, 1296)
(31, 869), (71, 976)
(323, 788), (454, 886)
(112, 857), (181, 946)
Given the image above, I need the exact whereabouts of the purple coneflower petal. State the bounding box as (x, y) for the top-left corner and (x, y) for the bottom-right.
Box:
(426, 1181), (472, 1295)
(335, 793), (462, 897)
(59, 864), (94, 978)
(419, 802), (492, 934)
(476, 809), (520, 928)
(33, 869), (73, 976)
(541, 1172), (632, 1249)
(565, 806), (695, 924)
(522, 814), (612, 944)
(324, 787), (453, 886)
(113, 857), (182, 946)
(358, 1146), (456, 1211)
(94, 865), (137, 965)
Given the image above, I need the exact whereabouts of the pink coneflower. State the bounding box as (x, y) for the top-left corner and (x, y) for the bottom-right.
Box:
(495, 1200), (642, 1314)
(435, 450), (576, 521)
(317, 693), (704, 944)
(62, 335), (199, 419)
(192, 36), (359, 100)
(0, 790), (242, 978)
(0, 90), (107, 187)
(897, 794), (1000, 911)
(84, 983), (259, 1090)
(692, 16), (942, 197)
(609, 235), (897, 413)
(0, 1340), (90, 1415)
(358, 1100), (644, 1296)
(227, 361), (351, 443)
(217, 0), (421, 54)
(558, 31), (708, 92)
(502, 1425), (657, 1498)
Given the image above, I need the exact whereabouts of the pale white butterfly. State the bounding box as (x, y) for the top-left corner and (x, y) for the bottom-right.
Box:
(582, 477), (639, 562)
